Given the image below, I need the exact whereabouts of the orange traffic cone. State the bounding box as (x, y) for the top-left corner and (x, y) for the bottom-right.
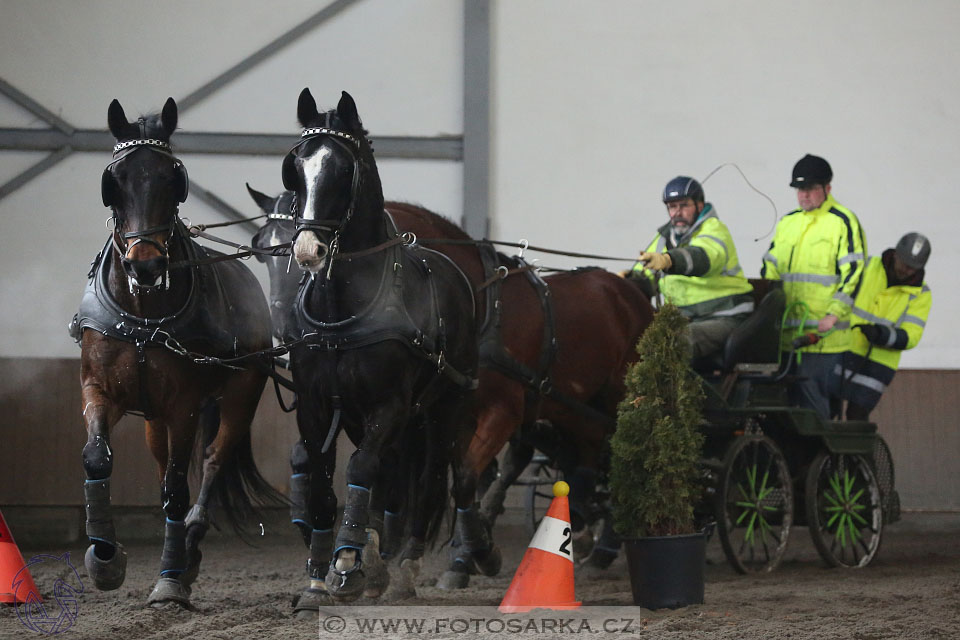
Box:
(0, 509), (42, 604)
(499, 481), (581, 613)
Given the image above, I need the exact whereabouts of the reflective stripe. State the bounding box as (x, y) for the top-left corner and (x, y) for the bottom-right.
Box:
(837, 252), (864, 266)
(833, 291), (854, 306)
(722, 262), (743, 277)
(785, 319), (849, 330)
(833, 364), (887, 393)
(900, 314), (926, 328)
(784, 319), (820, 329)
(782, 272), (841, 285)
(698, 233), (728, 252)
(673, 247), (696, 275)
(763, 252), (778, 268)
(852, 307), (895, 327)
(710, 300), (755, 317)
(885, 328), (898, 347)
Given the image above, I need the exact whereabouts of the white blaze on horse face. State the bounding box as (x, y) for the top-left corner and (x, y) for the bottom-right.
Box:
(293, 147), (333, 272)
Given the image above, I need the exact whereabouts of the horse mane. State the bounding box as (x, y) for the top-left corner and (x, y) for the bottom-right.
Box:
(385, 201), (472, 241)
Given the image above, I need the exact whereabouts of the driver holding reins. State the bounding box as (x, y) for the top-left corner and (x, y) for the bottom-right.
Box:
(624, 176), (754, 359)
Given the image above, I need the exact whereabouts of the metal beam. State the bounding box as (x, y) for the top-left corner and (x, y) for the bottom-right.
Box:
(0, 78), (75, 135)
(0, 128), (463, 160)
(0, 146), (73, 201)
(178, 0), (361, 113)
(462, 0), (491, 239)
(189, 181), (260, 235)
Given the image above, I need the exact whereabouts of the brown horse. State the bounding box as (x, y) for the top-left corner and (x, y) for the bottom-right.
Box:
(70, 97), (279, 608)
(256, 193), (653, 590)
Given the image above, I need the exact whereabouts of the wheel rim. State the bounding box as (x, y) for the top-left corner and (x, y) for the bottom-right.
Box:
(717, 436), (793, 574)
(807, 453), (882, 568)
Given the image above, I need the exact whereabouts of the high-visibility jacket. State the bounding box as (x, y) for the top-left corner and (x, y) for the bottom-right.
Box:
(632, 205), (754, 319)
(761, 194), (866, 353)
(849, 252), (931, 373)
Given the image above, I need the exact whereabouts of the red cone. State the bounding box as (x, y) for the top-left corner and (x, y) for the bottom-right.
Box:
(0, 509), (42, 604)
(499, 481), (581, 613)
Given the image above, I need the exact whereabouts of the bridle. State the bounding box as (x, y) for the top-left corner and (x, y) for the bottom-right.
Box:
(102, 129), (189, 290)
(286, 127), (363, 254)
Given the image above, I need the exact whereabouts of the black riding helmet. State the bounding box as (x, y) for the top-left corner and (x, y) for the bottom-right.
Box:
(895, 232), (931, 269)
(790, 154), (832, 188)
(662, 176), (704, 204)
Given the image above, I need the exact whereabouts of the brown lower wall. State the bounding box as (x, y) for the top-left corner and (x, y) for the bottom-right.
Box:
(0, 358), (957, 510)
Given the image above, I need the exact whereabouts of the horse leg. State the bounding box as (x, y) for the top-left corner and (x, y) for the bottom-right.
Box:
(147, 416), (197, 608)
(178, 398), (218, 588)
(358, 467), (392, 600)
(325, 406), (400, 602)
(289, 439), (312, 547)
(438, 400), (518, 590)
(292, 428), (338, 615)
(480, 437), (534, 526)
(80, 388), (127, 591)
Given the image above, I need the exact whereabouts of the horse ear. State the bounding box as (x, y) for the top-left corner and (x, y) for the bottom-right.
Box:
(161, 98), (178, 137)
(297, 88), (318, 127)
(107, 99), (128, 138)
(246, 183), (275, 213)
(337, 91), (362, 131)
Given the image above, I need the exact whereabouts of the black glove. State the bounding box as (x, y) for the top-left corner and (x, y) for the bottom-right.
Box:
(855, 323), (887, 345)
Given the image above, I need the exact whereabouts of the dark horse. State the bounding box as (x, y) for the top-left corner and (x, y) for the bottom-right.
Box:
(261, 173), (653, 589)
(69, 98), (278, 608)
(282, 89), (488, 605)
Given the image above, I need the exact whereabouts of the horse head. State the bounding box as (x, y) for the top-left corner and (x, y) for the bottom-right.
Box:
(248, 183), (299, 339)
(102, 97), (188, 289)
(285, 88), (384, 273)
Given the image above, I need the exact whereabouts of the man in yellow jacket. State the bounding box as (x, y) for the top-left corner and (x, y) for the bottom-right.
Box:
(834, 233), (932, 420)
(628, 176), (754, 359)
(762, 154), (866, 419)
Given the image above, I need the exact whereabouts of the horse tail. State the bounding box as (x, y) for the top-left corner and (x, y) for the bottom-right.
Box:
(197, 398), (287, 541)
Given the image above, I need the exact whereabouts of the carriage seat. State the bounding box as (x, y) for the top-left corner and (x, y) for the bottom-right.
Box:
(693, 280), (784, 374)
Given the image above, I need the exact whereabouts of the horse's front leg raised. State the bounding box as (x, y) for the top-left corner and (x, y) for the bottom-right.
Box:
(80, 386), (127, 591)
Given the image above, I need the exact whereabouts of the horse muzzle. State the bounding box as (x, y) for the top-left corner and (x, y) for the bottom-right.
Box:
(122, 255), (169, 289)
(293, 231), (330, 273)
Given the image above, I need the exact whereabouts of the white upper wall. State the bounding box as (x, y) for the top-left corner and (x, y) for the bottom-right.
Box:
(1, 0), (957, 369)
(491, 0), (959, 368)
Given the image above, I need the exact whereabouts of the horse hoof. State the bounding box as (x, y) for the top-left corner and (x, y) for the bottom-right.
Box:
(325, 567), (365, 602)
(437, 568), (470, 590)
(293, 586), (334, 614)
(473, 545), (502, 577)
(84, 543), (127, 591)
(363, 557), (390, 599)
(147, 577), (193, 609)
(572, 528), (595, 560)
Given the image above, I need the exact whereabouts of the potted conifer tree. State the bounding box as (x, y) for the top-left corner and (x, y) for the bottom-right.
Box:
(609, 303), (707, 609)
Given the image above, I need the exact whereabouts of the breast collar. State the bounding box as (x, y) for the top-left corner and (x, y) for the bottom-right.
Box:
(69, 231), (237, 356)
(291, 213), (447, 355)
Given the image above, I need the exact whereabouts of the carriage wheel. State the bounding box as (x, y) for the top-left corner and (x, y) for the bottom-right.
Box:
(805, 450), (883, 568)
(521, 455), (562, 537)
(715, 435), (793, 574)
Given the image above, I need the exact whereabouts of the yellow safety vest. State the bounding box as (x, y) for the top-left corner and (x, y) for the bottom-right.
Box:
(761, 194), (866, 353)
(633, 206), (753, 318)
(850, 255), (931, 373)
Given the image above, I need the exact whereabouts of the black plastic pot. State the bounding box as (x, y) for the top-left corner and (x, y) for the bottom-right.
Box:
(623, 530), (706, 609)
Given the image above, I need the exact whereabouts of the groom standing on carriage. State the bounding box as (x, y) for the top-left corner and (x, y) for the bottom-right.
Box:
(624, 176), (754, 359)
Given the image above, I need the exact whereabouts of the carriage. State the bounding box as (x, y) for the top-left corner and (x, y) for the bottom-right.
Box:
(522, 279), (900, 573)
